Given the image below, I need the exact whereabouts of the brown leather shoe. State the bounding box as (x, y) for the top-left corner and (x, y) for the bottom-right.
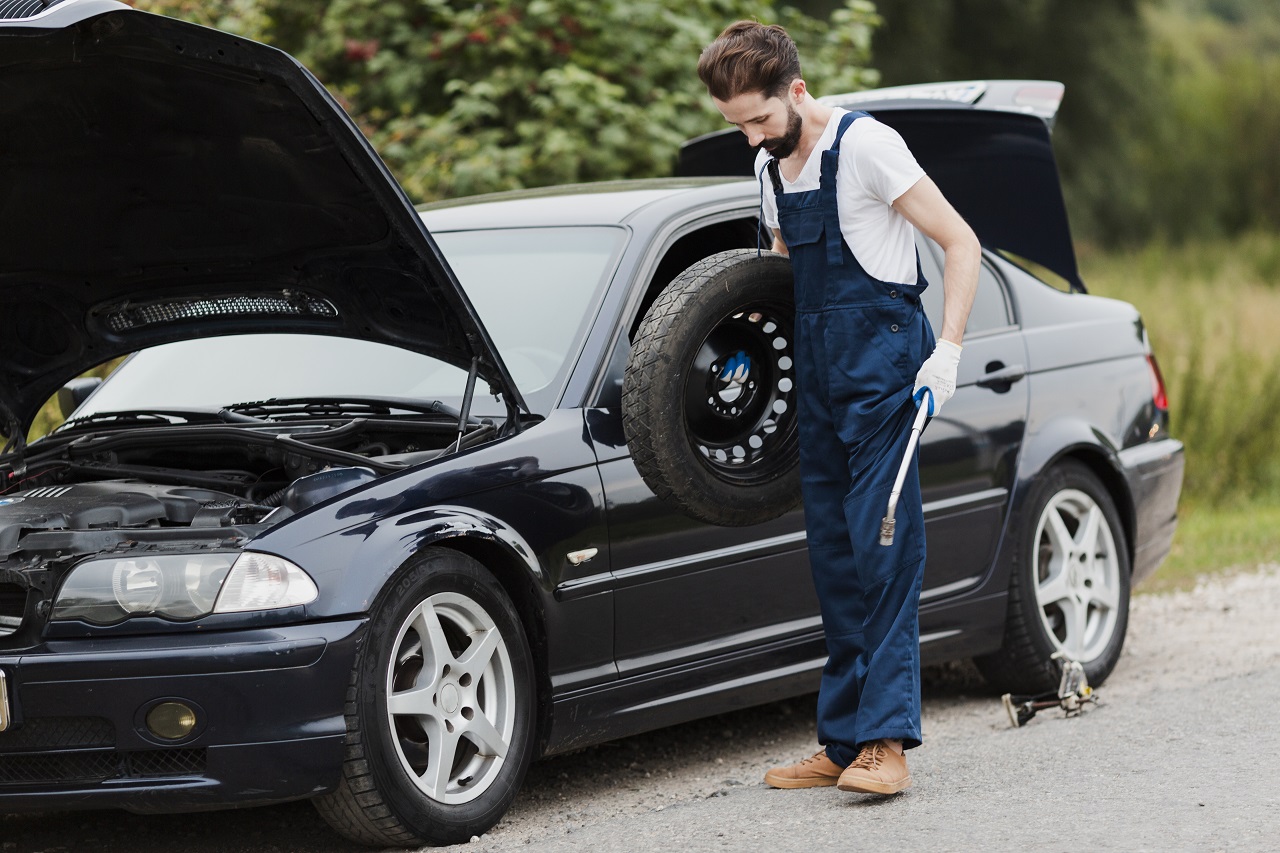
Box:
(763, 750), (844, 789)
(836, 741), (912, 795)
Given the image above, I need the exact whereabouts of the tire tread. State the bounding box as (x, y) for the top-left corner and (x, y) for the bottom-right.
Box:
(622, 249), (800, 526)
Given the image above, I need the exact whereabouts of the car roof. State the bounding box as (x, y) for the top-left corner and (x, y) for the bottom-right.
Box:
(417, 178), (752, 230)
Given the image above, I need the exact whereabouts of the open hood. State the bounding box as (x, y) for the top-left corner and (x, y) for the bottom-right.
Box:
(0, 0), (526, 437)
(678, 80), (1083, 292)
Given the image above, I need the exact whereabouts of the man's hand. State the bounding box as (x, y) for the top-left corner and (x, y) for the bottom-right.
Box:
(913, 340), (962, 416)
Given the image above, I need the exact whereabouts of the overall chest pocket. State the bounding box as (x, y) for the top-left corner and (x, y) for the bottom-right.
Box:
(778, 204), (825, 247)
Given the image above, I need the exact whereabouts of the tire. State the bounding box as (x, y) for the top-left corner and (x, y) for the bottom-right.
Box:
(976, 460), (1131, 694)
(622, 249), (800, 527)
(314, 548), (535, 847)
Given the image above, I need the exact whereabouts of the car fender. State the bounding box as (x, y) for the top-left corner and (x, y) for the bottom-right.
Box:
(273, 502), (546, 619)
(1007, 414), (1136, 561)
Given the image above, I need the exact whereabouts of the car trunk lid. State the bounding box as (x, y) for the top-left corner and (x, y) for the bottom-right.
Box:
(678, 80), (1083, 292)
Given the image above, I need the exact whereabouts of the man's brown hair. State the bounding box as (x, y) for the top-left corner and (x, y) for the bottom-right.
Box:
(697, 21), (801, 102)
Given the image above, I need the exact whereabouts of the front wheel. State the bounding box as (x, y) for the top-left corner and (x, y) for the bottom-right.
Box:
(976, 461), (1131, 694)
(315, 549), (535, 847)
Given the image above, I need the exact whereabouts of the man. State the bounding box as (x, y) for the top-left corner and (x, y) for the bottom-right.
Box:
(697, 21), (980, 794)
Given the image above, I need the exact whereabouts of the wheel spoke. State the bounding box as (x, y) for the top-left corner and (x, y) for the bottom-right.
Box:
(462, 710), (509, 758)
(412, 603), (455, 673)
(1089, 570), (1121, 611)
(456, 626), (501, 680)
(1059, 596), (1089, 656)
(387, 683), (435, 718)
(1074, 505), (1102, 554)
(419, 715), (460, 800)
(1036, 566), (1072, 608)
(1044, 506), (1076, 557)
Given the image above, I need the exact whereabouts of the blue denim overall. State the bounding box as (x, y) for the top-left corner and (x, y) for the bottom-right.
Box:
(770, 111), (935, 763)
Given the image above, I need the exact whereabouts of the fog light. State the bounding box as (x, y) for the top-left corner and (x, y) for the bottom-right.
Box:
(146, 702), (197, 740)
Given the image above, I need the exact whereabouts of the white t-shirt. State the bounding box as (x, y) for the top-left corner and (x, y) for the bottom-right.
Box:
(756, 108), (925, 284)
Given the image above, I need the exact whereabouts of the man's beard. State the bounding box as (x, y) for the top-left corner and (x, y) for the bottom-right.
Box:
(758, 102), (803, 159)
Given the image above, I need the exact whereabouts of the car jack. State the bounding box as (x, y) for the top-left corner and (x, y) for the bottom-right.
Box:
(1001, 652), (1098, 728)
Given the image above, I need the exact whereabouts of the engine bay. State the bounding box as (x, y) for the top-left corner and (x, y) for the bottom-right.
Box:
(0, 404), (504, 548)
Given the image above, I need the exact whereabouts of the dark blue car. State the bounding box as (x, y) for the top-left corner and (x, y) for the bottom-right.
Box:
(0, 1), (1183, 846)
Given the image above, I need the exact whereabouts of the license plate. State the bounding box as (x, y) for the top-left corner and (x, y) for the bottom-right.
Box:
(0, 669), (10, 732)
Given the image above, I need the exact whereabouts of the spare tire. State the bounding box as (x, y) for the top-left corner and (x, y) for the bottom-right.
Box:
(622, 249), (800, 527)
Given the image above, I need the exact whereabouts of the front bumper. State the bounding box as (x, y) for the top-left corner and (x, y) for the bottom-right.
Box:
(1118, 437), (1185, 585)
(0, 618), (365, 813)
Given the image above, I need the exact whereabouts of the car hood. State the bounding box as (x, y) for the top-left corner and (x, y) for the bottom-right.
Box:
(0, 0), (525, 438)
(678, 80), (1083, 292)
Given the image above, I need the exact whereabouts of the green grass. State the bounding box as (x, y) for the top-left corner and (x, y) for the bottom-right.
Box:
(1140, 499), (1280, 594)
(1080, 231), (1280, 592)
(1082, 232), (1280, 505)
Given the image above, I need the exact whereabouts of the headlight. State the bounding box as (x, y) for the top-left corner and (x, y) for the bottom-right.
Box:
(53, 552), (316, 625)
(213, 552), (318, 613)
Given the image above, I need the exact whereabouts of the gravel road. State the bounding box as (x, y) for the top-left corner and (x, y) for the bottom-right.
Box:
(5, 567), (1279, 853)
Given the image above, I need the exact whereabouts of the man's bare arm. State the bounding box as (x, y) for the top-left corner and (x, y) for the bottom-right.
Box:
(772, 228), (788, 256)
(892, 177), (980, 345)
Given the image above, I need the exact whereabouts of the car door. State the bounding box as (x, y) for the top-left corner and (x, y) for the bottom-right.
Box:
(585, 358), (818, 682)
(916, 238), (1030, 601)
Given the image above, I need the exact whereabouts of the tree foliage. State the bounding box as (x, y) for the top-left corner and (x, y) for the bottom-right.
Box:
(1133, 1), (1280, 242)
(129, 0), (881, 201)
(865, 0), (1159, 246)
(854, 0), (1280, 247)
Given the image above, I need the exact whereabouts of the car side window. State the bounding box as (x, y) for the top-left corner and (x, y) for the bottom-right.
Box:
(596, 216), (760, 408)
(917, 238), (1014, 337)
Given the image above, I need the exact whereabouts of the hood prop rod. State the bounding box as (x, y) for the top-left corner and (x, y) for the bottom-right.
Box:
(452, 357), (481, 453)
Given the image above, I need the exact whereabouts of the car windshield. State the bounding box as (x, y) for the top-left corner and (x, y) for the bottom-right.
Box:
(71, 226), (624, 421)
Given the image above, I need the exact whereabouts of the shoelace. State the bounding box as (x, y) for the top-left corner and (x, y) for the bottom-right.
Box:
(849, 742), (886, 771)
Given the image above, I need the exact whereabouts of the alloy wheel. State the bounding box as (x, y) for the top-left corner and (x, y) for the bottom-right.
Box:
(1031, 487), (1123, 663)
(385, 590), (516, 805)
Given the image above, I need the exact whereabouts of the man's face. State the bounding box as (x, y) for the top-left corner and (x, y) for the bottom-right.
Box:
(713, 87), (803, 158)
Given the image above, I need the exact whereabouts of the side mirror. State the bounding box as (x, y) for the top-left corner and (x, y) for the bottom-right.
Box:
(57, 377), (102, 419)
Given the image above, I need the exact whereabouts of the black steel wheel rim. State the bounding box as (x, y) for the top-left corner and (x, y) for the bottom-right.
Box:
(682, 303), (798, 484)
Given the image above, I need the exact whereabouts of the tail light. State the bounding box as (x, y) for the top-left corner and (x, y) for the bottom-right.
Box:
(1146, 354), (1169, 412)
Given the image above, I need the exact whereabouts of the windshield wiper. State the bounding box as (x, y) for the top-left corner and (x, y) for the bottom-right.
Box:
(58, 408), (265, 431)
(224, 396), (474, 423)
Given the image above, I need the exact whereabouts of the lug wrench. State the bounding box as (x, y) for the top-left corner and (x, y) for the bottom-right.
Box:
(879, 389), (931, 546)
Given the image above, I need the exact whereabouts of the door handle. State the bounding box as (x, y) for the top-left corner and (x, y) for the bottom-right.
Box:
(975, 363), (1027, 390)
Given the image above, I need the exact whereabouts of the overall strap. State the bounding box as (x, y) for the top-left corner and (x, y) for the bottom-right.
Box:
(756, 157), (781, 255)
(819, 110), (869, 266)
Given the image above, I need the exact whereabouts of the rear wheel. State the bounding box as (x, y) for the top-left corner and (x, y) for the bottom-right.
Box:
(976, 461), (1131, 694)
(315, 548), (534, 847)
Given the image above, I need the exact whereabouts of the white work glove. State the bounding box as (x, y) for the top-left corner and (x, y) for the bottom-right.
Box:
(913, 340), (962, 417)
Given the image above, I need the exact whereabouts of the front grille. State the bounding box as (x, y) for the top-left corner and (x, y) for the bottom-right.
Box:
(0, 716), (206, 786)
(125, 748), (206, 777)
(0, 750), (119, 785)
(0, 716), (114, 750)
(0, 583), (25, 637)
(0, 747), (207, 787)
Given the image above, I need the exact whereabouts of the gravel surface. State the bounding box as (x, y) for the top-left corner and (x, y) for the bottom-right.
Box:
(4, 567), (1279, 853)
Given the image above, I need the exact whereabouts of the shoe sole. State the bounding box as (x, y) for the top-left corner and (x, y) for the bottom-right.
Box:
(836, 775), (913, 795)
(763, 773), (841, 789)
